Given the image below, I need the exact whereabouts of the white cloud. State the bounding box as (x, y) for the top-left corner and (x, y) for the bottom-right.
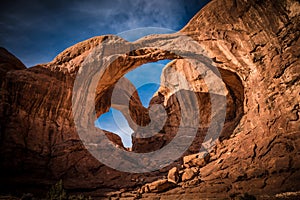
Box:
(70, 0), (186, 33)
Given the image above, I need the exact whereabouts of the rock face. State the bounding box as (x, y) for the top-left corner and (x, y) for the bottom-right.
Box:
(178, 0), (300, 198)
(0, 41), (170, 195)
(0, 0), (299, 199)
(132, 58), (244, 154)
(0, 47), (26, 83)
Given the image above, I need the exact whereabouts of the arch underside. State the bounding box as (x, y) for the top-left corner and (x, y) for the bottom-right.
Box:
(94, 47), (244, 153)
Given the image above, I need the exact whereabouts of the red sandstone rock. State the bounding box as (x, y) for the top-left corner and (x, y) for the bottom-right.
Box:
(0, 0), (299, 199)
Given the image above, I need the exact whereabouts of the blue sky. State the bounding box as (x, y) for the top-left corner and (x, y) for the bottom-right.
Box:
(0, 0), (209, 67)
(96, 60), (170, 147)
(0, 0), (210, 147)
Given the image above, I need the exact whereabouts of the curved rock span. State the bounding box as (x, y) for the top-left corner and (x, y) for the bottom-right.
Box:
(0, 0), (299, 199)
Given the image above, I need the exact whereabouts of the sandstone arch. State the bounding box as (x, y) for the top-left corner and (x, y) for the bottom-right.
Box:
(78, 36), (245, 154)
(0, 0), (299, 198)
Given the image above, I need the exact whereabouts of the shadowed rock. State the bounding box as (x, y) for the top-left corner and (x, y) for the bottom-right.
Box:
(0, 0), (299, 199)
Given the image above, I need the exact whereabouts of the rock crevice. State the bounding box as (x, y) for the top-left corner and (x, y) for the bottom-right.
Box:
(0, 0), (299, 199)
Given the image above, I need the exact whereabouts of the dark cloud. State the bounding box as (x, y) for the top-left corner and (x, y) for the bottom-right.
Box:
(0, 0), (209, 67)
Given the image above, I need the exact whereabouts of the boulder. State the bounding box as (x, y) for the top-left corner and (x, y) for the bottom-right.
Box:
(141, 179), (175, 193)
(182, 168), (196, 182)
(183, 152), (210, 168)
(167, 167), (179, 184)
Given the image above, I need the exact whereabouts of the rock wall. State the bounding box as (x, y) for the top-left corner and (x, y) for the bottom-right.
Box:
(0, 0), (299, 199)
(139, 0), (300, 198)
(178, 0), (300, 198)
(132, 58), (244, 154)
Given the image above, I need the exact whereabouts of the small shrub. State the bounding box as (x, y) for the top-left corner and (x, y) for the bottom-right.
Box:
(46, 180), (92, 200)
(47, 180), (67, 200)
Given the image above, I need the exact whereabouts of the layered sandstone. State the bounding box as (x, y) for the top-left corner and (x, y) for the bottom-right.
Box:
(139, 0), (300, 199)
(0, 0), (299, 199)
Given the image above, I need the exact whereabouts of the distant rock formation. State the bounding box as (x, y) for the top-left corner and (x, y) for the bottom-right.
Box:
(0, 47), (26, 80)
(0, 0), (299, 199)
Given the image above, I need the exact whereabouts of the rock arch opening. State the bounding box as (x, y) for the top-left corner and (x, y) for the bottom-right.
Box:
(95, 59), (172, 148)
(93, 47), (244, 154)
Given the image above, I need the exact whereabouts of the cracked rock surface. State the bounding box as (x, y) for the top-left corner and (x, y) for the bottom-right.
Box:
(0, 0), (299, 199)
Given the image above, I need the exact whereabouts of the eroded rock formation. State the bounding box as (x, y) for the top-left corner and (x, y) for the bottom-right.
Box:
(0, 0), (299, 199)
